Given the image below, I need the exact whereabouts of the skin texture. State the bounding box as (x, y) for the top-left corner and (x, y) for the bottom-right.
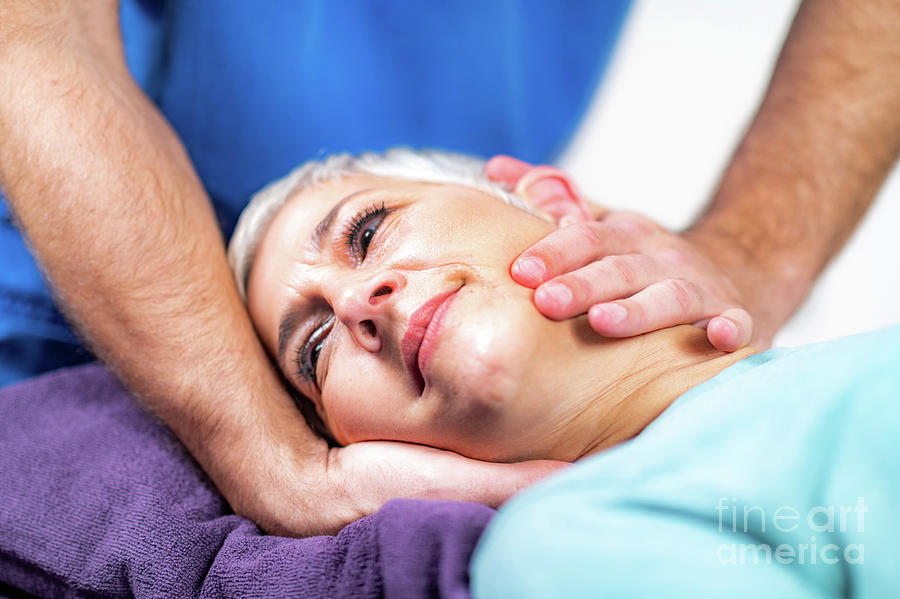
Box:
(488, 158), (754, 351)
(0, 1), (563, 537)
(246, 174), (756, 461)
(1, 0), (897, 535)
(497, 0), (900, 352)
(249, 177), (562, 460)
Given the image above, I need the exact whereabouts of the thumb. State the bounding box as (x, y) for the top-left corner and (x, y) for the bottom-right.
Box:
(514, 166), (596, 225)
(435, 458), (570, 507)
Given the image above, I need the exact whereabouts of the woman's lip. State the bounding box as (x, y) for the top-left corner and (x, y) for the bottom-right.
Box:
(401, 288), (459, 394)
(417, 290), (458, 385)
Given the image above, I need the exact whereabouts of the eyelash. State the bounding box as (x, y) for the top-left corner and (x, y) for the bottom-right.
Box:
(294, 315), (334, 390)
(342, 201), (387, 261)
(295, 201), (389, 388)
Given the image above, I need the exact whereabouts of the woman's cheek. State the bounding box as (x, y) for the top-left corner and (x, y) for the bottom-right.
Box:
(321, 363), (385, 444)
(433, 302), (528, 412)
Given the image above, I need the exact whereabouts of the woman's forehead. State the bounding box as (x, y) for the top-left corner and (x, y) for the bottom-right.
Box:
(281, 174), (385, 233)
(247, 178), (377, 317)
(260, 176), (388, 260)
(248, 174), (514, 305)
(262, 175), (500, 256)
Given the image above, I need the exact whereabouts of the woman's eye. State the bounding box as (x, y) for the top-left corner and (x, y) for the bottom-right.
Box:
(343, 202), (388, 261)
(358, 221), (378, 256)
(309, 340), (323, 373)
(296, 202), (389, 387)
(297, 316), (334, 388)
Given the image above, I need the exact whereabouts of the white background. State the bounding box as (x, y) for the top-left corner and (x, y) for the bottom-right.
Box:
(558, 0), (900, 347)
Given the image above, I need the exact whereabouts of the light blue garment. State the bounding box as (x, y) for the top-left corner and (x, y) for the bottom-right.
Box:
(472, 325), (900, 598)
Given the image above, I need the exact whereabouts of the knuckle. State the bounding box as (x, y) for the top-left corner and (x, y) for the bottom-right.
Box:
(603, 254), (638, 287)
(662, 278), (699, 313)
(561, 272), (594, 305)
(534, 234), (569, 266)
(656, 247), (690, 270)
(609, 212), (658, 237)
(622, 299), (646, 329)
(569, 221), (603, 251)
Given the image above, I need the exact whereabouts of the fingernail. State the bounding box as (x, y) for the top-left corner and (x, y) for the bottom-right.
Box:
(538, 283), (572, 308)
(716, 318), (738, 339)
(527, 178), (568, 199)
(513, 257), (545, 282)
(598, 303), (627, 324)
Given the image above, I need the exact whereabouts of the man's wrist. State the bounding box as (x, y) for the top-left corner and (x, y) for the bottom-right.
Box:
(167, 369), (334, 533)
(684, 216), (815, 346)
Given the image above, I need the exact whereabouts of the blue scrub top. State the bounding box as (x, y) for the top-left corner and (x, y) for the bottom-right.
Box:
(0, 0), (631, 385)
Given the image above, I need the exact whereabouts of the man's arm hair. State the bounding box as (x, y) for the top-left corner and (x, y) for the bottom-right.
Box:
(0, 0), (334, 528)
(0, 1), (566, 536)
(686, 0), (900, 342)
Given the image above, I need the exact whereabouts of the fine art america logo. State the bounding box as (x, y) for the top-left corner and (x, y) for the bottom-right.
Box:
(715, 497), (867, 565)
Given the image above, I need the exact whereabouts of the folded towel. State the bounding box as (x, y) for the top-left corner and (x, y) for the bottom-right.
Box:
(0, 364), (493, 598)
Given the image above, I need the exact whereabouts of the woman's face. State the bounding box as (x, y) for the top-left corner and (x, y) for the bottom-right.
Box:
(247, 175), (584, 461)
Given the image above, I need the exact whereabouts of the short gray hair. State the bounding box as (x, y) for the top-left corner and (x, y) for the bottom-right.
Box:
(227, 147), (531, 301)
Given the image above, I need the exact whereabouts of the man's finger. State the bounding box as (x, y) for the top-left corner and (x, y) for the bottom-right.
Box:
(431, 458), (570, 508)
(485, 155), (534, 188)
(587, 278), (708, 337)
(705, 308), (753, 352)
(532, 254), (661, 320)
(512, 166), (596, 224)
(335, 441), (567, 516)
(511, 221), (645, 287)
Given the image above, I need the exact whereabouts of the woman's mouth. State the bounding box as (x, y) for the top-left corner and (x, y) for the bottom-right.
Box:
(401, 288), (460, 394)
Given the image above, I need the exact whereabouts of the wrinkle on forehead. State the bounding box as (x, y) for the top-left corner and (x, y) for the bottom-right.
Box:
(248, 175), (537, 361)
(247, 179), (358, 328)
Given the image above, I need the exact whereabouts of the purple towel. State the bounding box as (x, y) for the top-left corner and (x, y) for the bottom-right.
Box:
(0, 364), (494, 598)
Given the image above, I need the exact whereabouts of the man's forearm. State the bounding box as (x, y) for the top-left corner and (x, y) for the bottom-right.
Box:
(686, 0), (900, 344)
(0, 2), (325, 511)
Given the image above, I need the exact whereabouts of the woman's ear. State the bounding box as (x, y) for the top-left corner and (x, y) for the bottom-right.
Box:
(486, 156), (597, 226)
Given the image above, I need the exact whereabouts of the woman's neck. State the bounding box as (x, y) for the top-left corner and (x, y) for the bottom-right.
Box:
(541, 323), (756, 461)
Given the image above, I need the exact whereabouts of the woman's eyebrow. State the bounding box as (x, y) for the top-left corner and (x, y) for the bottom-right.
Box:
(277, 305), (307, 369)
(309, 187), (373, 255)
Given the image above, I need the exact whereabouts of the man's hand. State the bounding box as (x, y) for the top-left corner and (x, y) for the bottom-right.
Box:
(210, 394), (565, 538)
(0, 2), (564, 539)
(290, 443), (563, 536)
(487, 156), (755, 352)
(491, 0), (900, 353)
(217, 418), (565, 537)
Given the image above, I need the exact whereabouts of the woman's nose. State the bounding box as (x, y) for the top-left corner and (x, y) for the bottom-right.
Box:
(331, 270), (405, 352)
